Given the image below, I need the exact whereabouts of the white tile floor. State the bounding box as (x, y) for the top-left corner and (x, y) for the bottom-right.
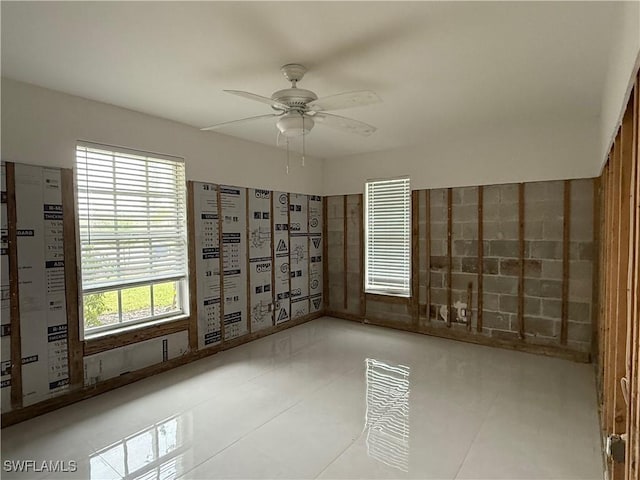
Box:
(1, 317), (604, 480)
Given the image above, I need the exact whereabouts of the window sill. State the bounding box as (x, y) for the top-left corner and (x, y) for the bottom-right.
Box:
(365, 292), (411, 304)
(84, 314), (190, 355)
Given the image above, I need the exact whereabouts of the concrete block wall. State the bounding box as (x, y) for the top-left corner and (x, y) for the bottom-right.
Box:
(481, 184), (521, 339)
(325, 177), (596, 356)
(326, 194), (364, 317)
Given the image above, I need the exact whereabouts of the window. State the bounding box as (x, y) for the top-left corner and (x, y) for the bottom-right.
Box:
(364, 177), (411, 297)
(76, 142), (188, 334)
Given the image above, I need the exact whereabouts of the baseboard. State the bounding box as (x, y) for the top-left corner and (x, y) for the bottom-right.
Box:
(326, 310), (591, 363)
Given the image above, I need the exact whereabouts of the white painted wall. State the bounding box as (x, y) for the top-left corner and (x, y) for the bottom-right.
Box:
(599, 0), (640, 169)
(1, 78), (324, 195)
(323, 117), (600, 195)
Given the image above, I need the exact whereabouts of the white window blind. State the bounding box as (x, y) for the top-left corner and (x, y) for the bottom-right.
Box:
(365, 177), (411, 296)
(76, 143), (187, 292)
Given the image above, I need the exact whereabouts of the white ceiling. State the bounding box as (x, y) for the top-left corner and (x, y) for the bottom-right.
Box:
(1, 1), (622, 159)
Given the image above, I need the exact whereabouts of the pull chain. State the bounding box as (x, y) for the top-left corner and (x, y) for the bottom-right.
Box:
(286, 137), (290, 175)
(302, 114), (306, 167)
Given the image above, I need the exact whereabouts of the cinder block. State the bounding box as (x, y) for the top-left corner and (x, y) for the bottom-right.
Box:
(430, 239), (447, 256)
(483, 292), (500, 311)
(454, 204), (477, 222)
(568, 302), (591, 323)
(568, 321), (592, 343)
(545, 181), (564, 201)
(483, 311), (510, 330)
(540, 280), (563, 299)
(328, 252), (344, 274)
(484, 275), (518, 294)
(569, 279), (592, 302)
(431, 287), (447, 306)
(484, 221), (518, 240)
(499, 184), (518, 203)
(524, 316), (557, 337)
(526, 182), (547, 199)
(453, 240), (477, 257)
(327, 218), (343, 233)
(489, 240), (519, 258)
(529, 240), (562, 260)
(462, 222), (478, 239)
(346, 224), (360, 247)
(499, 258), (541, 277)
(430, 271), (443, 288)
(483, 202), (501, 221)
(571, 179), (593, 201)
(541, 298), (562, 318)
(328, 231), (344, 249)
(524, 297), (541, 316)
(430, 222), (447, 240)
(452, 257), (462, 271)
(542, 219), (564, 241)
(491, 329), (520, 341)
(346, 253), (360, 273)
(499, 295), (518, 314)
(452, 272), (475, 290)
(326, 196), (344, 219)
(483, 258), (500, 275)
(452, 188), (463, 205)
(463, 187), (479, 205)
(580, 242), (594, 261)
(483, 186), (501, 204)
(525, 201), (545, 222)
(499, 295), (540, 316)
(462, 257), (479, 273)
(569, 260), (592, 280)
(570, 201), (593, 241)
(541, 260), (563, 280)
(329, 286), (344, 310)
(431, 255), (448, 270)
(524, 278), (541, 296)
(499, 203), (519, 221)
(430, 189), (447, 207)
(346, 194), (360, 207)
(524, 220), (544, 239)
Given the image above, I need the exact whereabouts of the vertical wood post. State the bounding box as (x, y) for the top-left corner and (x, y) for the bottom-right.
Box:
(322, 197), (328, 312)
(61, 169), (83, 388)
(561, 180), (571, 345)
(447, 188), (452, 327)
(518, 183), (525, 340)
(6, 162), (22, 409)
(186, 181), (198, 351)
(412, 190), (419, 327)
(343, 195), (348, 311)
(477, 186), (484, 333)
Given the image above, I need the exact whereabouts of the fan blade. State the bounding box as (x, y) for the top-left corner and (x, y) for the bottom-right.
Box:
(313, 113), (377, 136)
(224, 90), (287, 109)
(201, 113), (279, 131)
(307, 91), (381, 112)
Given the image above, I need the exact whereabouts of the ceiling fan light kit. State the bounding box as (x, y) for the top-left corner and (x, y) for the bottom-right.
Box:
(201, 63), (381, 171)
(276, 113), (314, 137)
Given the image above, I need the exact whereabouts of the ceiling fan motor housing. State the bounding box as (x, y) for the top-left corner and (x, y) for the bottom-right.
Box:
(271, 88), (318, 109)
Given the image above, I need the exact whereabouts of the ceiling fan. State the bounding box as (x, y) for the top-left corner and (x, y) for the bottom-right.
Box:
(201, 64), (381, 140)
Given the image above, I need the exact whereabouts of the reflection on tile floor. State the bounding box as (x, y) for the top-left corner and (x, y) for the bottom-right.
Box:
(1, 317), (604, 479)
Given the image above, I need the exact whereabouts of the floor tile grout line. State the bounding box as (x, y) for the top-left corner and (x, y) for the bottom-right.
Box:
(451, 392), (500, 480)
(312, 429), (366, 480)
